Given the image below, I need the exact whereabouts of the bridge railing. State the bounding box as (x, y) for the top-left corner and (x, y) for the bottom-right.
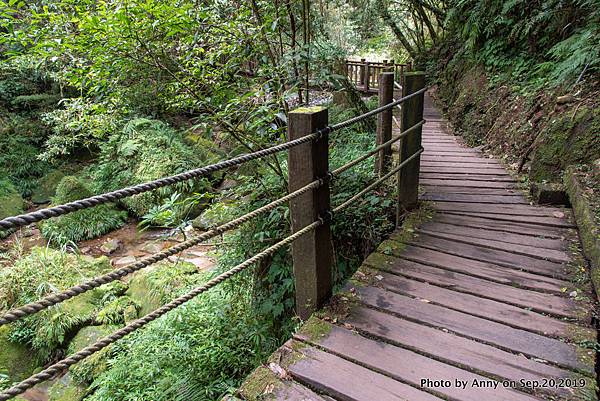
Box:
(345, 58), (411, 92)
(0, 71), (426, 401)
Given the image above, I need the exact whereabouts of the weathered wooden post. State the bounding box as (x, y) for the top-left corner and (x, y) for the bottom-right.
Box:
(288, 106), (334, 320)
(364, 61), (371, 92)
(375, 72), (394, 176)
(359, 58), (366, 89)
(397, 72), (425, 224)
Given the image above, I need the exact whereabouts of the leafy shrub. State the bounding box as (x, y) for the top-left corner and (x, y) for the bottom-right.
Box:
(0, 247), (112, 362)
(40, 98), (123, 161)
(94, 118), (218, 220)
(39, 176), (128, 245)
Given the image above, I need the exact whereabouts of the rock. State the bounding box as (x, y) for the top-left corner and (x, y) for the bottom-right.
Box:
(31, 170), (65, 204)
(218, 179), (238, 191)
(79, 246), (91, 254)
(530, 182), (571, 206)
(191, 211), (215, 231)
(0, 325), (37, 383)
(141, 242), (163, 254)
(67, 325), (121, 384)
(113, 256), (136, 266)
(48, 373), (86, 401)
(100, 238), (122, 254)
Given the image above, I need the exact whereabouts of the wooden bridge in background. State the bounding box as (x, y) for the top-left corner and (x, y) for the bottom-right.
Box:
(345, 59), (409, 92)
(238, 76), (597, 400)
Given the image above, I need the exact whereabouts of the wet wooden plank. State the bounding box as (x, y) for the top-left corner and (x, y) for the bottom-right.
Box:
(385, 241), (572, 294)
(420, 173), (517, 182)
(420, 166), (510, 174)
(442, 211), (576, 228)
(422, 193), (528, 204)
(408, 233), (570, 278)
(363, 254), (581, 320)
(422, 156), (501, 164)
(418, 229), (571, 262)
(352, 269), (595, 341)
(295, 323), (543, 401)
(355, 286), (592, 373)
(420, 161), (511, 170)
(344, 305), (589, 397)
(430, 201), (572, 218)
(432, 213), (572, 238)
(282, 341), (444, 401)
(418, 221), (568, 250)
(421, 186), (523, 195)
(420, 179), (515, 189)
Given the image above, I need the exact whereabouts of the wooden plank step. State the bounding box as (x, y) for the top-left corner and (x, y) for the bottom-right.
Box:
(385, 241), (572, 294)
(363, 254), (581, 320)
(420, 166), (509, 175)
(422, 156), (502, 164)
(421, 186), (522, 195)
(430, 201), (571, 217)
(420, 179), (515, 188)
(344, 306), (590, 399)
(356, 286), (592, 373)
(295, 323), (542, 401)
(352, 268), (596, 341)
(420, 161), (510, 169)
(443, 211), (576, 228)
(433, 213), (572, 238)
(418, 229), (571, 263)
(419, 221), (568, 250)
(422, 193), (528, 204)
(408, 233), (570, 279)
(419, 173), (516, 182)
(282, 341), (444, 401)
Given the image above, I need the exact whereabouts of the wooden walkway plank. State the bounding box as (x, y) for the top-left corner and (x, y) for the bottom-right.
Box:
(362, 254), (581, 320)
(356, 269), (591, 339)
(420, 166), (511, 174)
(383, 241), (573, 294)
(441, 211), (576, 228)
(420, 173), (517, 182)
(418, 221), (569, 250)
(344, 306), (590, 399)
(417, 229), (571, 262)
(356, 285), (593, 373)
(421, 193), (528, 204)
(281, 341), (444, 401)
(295, 323), (542, 401)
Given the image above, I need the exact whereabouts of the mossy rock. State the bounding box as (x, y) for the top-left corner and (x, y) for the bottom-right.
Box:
(126, 261), (199, 316)
(31, 170), (65, 204)
(0, 179), (24, 238)
(48, 373), (86, 401)
(0, 248), (112, 362)
(67, 325), (121, 384)
(39, 176), (128, 245)
(530, 108), (600, 181)
(0, 325), (37, 383)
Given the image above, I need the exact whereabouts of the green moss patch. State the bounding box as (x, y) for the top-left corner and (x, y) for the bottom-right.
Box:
(0, 325), (37, 384)
(67, 325), (121, 384)
(0, 178), (24, 238)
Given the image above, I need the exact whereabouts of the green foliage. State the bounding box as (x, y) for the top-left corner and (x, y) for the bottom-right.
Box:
(39, 176), (128, 245)
(40, 98), (123, 161)
(0, 178), (24, 239)
(0, 247), (112, 362)
(94, 118), (216, 220)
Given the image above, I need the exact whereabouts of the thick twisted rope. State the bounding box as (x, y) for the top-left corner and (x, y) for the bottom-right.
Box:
(0, 179), (323, 327)
(331, 120), (425, 177)
(333, 148), (424, 213)
(0, 220), (322, 401)
(0, 134), (321, 231)
(328, 87), (426, 132)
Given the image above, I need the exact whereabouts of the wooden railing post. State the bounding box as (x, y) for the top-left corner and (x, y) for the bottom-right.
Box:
(397, 72), (425, 224)
(359, 58), (366, 88)
(364, 61), (371, 92)
(288, 106), (333, 320)
(375, 72), (394, 176)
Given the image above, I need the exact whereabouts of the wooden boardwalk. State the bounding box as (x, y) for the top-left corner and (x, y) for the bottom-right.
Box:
(238, 97), (598, 401)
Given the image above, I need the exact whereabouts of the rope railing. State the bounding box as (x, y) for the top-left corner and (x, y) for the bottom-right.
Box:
(0, 221), (322, 401)
(0, 73), (427, 401)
